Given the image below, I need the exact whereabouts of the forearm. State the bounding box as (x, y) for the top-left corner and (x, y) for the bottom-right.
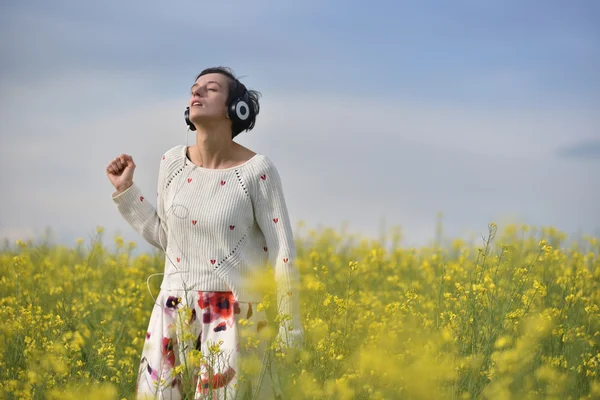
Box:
(274, 258), (303, 332)
(112, 182), (168, 250)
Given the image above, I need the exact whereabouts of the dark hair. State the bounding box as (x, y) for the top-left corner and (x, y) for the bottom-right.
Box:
(196, 66), (261, 139)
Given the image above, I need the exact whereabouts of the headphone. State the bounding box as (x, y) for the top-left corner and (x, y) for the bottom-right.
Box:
(184, 90), (251, 131)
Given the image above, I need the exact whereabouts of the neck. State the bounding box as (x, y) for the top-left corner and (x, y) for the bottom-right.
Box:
(191, 123), (235, 169)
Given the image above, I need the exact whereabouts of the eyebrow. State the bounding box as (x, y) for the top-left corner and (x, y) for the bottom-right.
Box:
(190, 81), (222, 90)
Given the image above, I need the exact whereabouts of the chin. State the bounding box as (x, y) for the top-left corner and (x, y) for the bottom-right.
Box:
(192, 111), (222, 123)
(189, 109), (206, 122)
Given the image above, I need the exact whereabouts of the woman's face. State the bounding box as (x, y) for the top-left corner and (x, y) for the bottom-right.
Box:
(188, 73), (230, 124)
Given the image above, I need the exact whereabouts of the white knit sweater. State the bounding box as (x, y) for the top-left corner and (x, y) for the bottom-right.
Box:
(111, 144), (303, 346)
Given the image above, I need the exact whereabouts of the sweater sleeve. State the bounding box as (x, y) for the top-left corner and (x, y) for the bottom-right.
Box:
(253, 159), (304, 349)
(111, 155), (168, 252)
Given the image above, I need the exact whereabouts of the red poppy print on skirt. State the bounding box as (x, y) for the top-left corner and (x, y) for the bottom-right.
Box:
(134, 289), (280, 399)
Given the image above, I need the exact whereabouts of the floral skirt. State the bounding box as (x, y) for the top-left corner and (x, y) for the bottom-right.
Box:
(135, 289), (283, 400)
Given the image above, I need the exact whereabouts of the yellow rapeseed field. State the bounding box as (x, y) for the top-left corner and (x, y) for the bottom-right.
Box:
(1, 222), (599, 399)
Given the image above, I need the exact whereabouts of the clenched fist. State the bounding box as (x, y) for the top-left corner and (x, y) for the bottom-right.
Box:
(106, 154), (136, 193)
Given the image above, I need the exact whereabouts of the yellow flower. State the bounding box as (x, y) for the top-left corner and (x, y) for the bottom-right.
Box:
(494, 336), (511, 349)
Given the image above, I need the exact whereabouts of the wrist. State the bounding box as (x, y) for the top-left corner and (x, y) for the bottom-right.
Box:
(115, 181), (133, 193)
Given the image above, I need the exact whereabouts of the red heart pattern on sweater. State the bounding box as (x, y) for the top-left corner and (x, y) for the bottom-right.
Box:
(230, 225), (235, 230)
(210, 259), (216, 264)
(220, 180), (226, 186)
(177, 257), (181, 263)
(188, 178), (192, 183)
(260, 174), (266, 180)
(264, 247), (268, 252)
(140, 196), (144, 201)
(283, 258), (288, 263)
(273, 218), (278, 223)
(192, 220), (197, 225)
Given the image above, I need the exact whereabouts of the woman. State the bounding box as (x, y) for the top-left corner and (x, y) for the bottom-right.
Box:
(105, 67), (303, 399)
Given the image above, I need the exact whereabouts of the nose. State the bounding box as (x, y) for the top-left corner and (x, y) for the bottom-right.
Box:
(191, 86), (206, 98)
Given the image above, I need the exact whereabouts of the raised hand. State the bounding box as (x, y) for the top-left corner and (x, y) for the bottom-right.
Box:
(106, 154), (136, 192)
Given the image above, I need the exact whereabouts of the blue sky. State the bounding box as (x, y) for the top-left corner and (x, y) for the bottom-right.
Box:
(1, 0), (598, 252)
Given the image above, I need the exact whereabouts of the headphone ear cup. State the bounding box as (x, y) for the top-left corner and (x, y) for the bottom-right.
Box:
(184, 107), (196, 131)
(235, 100), (250, 121)
(228, 94), (251, 123)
